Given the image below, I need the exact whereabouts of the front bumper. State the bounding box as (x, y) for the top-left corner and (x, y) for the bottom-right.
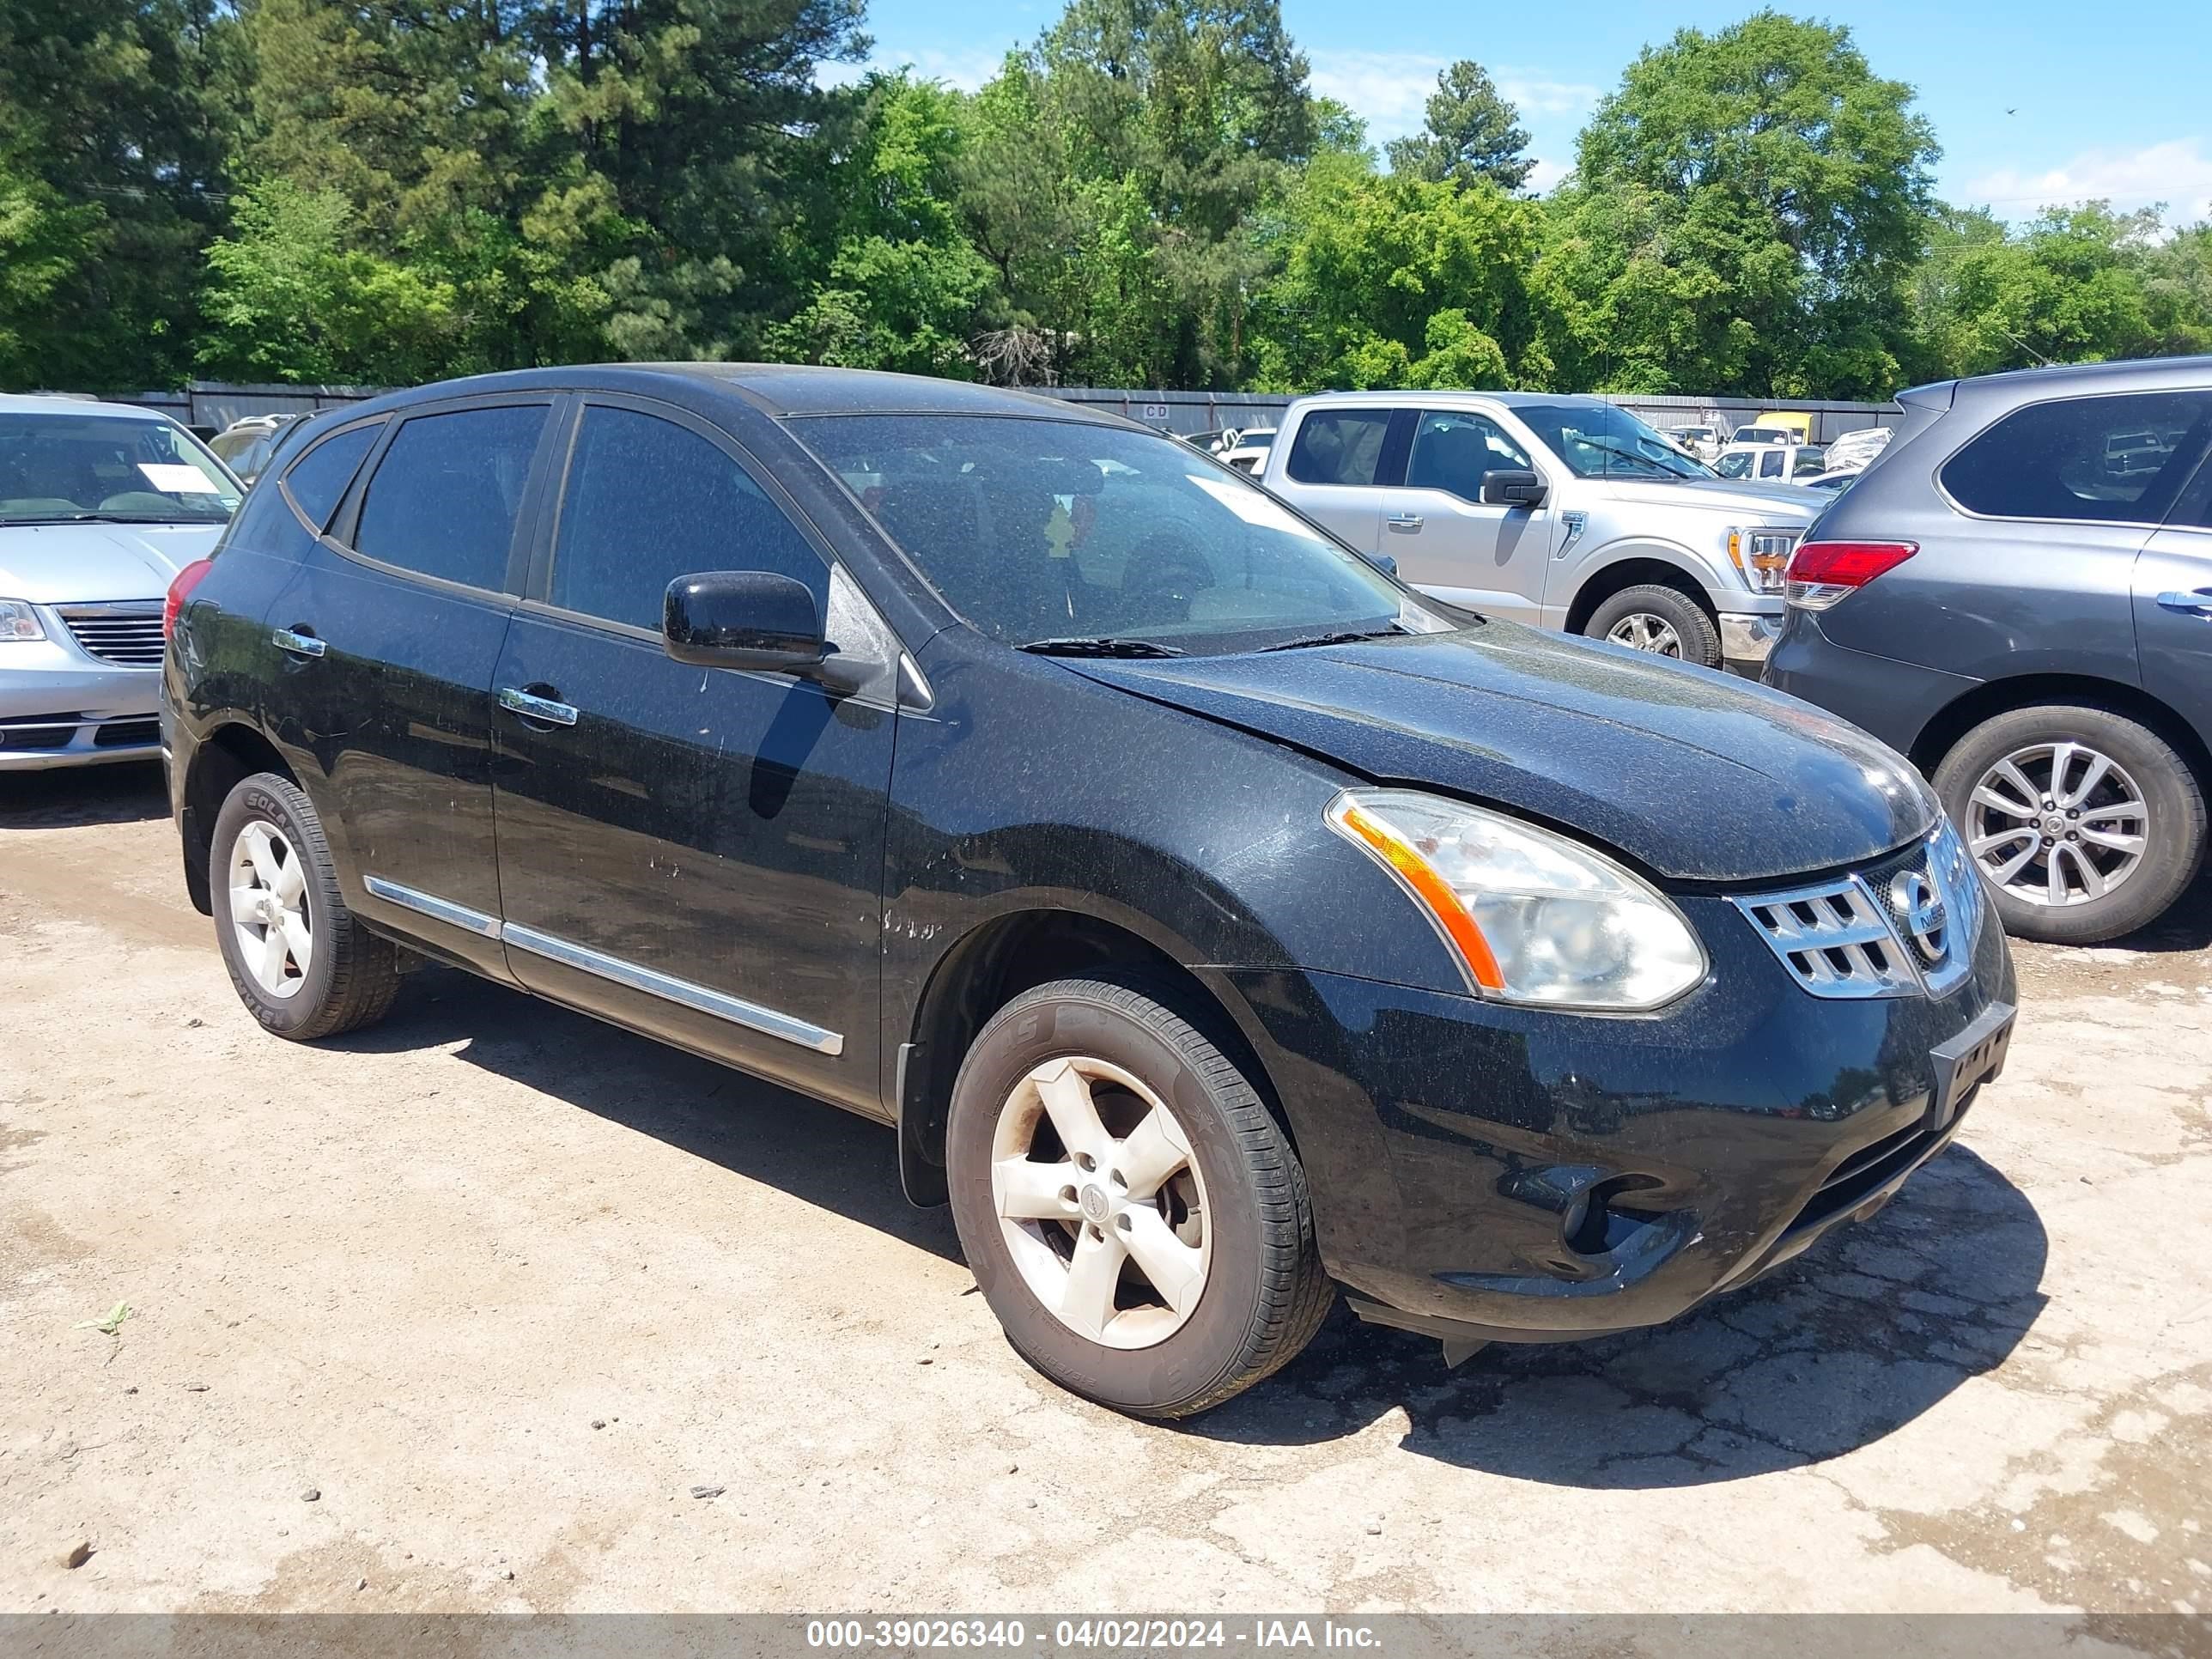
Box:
(1718, 610), (1782, 675)
(1, 644), (164, 769)
(1212, 879), (2015, 1345)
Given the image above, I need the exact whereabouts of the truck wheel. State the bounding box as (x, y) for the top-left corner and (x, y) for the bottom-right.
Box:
(1583, 585), (1723, 669)
(210, 772), (404, 1039)
(945, 975), (1332, 1419)
(1934, 705), (2205, 945)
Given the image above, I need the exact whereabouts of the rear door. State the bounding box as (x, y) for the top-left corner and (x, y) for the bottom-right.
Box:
(267, 395), (558, 979)
(1383, 408), (1549, 623)
(1273, 408), (1396, 553)
(489, 397), (896, 1113)
(2138, 430), (2212, 753)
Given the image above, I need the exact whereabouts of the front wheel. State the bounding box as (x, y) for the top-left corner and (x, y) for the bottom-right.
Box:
(1933, 705), (2206, 945)
(945, 976), (1332, 1418)
(1582, 584), (1723, 669)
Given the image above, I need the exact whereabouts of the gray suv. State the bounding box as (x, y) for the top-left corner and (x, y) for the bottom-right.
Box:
(1766, 356), (2212, 944)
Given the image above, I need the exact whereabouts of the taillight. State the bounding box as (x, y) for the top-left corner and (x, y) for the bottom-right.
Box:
(163, 557), (215, 639)
(1784, 540), (1916, 611)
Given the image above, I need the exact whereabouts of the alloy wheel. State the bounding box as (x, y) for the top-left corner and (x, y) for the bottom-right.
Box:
(989, 1055), (1212, 1350)
(228, 821), (313, 998)
(1966, 740), (2148, 908)
(1606, 613), (1684, 656)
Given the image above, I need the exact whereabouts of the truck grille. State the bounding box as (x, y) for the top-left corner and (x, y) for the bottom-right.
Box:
(1735, 820), (1984, 1000)
(57, 603), (166, 667)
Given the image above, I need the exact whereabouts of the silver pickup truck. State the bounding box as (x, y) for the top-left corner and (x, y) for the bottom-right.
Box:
(1260, 391), (1824, 675)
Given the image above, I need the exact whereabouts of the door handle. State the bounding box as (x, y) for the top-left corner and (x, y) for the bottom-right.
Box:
(498, 685), (579, 726)
(271, 626), (325, 659)
(1386, 514), (1425, 532)
(2155, 589), (2212, 617)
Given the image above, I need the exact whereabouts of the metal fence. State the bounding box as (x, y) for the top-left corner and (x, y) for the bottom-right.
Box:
(110, 379), (1903, 445)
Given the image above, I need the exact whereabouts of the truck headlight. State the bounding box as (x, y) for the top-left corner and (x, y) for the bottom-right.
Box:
(0, 599), (46, 641)
(1727, 528), (1796, 595)
(1326, 790), (1707, 1012)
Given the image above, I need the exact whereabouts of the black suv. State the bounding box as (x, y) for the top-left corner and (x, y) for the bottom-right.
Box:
(1768, 356), (2212, 944)
(164, 367), (2015, 1417)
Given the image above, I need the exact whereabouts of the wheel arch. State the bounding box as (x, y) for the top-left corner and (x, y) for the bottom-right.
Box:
(894, 907), (1290, 1207)
(1907, 673), (2212, 797)
(1564, 553), (1721, 635)
(179, 720), (299, 916)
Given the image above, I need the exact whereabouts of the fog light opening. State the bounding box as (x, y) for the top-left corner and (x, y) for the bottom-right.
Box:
(1562, 1176), (1664, 1258)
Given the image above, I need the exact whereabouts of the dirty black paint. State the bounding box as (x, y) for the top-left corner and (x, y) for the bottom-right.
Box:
(167, 364), (2020, 1352)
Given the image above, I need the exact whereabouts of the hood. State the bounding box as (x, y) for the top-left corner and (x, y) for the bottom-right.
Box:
(1070, 623), (1935, 884)
(0, 521), (222, 605)
(1595, 476), (1822, 522)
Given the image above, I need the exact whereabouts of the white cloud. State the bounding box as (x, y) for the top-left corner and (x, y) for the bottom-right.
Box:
(1306, 50), (1597, 147)
(1964, 137), (2212, 222)
(817, 44), (1014, 93)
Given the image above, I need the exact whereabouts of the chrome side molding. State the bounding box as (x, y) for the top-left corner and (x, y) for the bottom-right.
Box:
(364, 874), (502, 939)
(360, 877), (844, 1057)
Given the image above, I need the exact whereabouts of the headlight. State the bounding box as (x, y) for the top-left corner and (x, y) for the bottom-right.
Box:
(1726, 528), (1796, 594)
(1325, 790), (1708, 1012)
(0, 599), (46, 641)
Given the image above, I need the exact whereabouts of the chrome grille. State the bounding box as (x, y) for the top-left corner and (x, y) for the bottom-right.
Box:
(58, 603), (166, 667)
(1735, 820), (1984, 1000)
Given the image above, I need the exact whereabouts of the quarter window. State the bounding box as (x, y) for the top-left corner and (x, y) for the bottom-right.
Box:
(548, 406), (825, 632)
(280, 424), (380, 533)
(1941, 391), (2212, 523)
(1404, 411), (1531, 501)
(351, 405), (546, 591)
(1285, 410), (1394, 487)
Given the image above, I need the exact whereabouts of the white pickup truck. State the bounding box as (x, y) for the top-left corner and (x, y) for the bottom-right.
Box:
(1260, 391), (1823, 674)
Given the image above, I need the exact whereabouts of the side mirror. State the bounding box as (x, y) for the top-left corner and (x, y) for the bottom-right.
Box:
(663, 570), (826, 674)
(1363, 550), (1399, 578)
(1480, 469), (1547, 508)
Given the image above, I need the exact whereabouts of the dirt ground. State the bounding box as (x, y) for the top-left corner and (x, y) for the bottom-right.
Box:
(3, 763), (2210, 1617)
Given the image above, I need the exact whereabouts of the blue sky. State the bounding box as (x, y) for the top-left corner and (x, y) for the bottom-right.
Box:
(837, 0), (2212, 222)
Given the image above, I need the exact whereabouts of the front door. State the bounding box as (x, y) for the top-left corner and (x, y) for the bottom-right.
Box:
(267, 398), (556, 980)
(489, 398), (896, 1113)
(1383, 410), (1549, 623)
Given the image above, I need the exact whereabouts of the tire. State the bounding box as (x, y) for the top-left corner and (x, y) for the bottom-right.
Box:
(945, 975), (1332, 1419)
(210, 771), (403, 1039)
(1582, 584), (1723, 669)
(1933, 705), (2206, 945)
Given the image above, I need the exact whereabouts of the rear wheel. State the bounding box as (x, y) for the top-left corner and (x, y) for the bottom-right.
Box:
(210, 772), (403, 1039)
(945, 976), (1331, 1418)
(1934, 705), (2205, 944)
(1583, 584), (1723, 669)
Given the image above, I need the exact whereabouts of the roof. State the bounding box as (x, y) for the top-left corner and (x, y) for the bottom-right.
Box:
(320, 363), (1135, 428)
(0, 394), (181, 420)
(1287, 388), (1605, 410)
(1907, 353), (2212, 409)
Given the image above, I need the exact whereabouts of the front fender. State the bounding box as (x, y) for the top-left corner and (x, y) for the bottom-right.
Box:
(1556, 532), (1749, 624)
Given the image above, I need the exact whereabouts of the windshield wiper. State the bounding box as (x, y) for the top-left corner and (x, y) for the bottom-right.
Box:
(1255, 627), (1401, 652)
(1017, 635), (1187, 659)
(1, 512), (222, 526)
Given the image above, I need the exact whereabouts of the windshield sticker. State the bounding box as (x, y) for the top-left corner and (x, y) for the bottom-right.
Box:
(1185, 474), (1324, 538)
(138, 463), (224, 494)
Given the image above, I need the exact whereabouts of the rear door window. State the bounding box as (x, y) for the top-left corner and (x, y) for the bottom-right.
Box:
(546, 405), (826, 633)
(1941, 391), (2212, 523)
(350, 404), (548, 592)
(1285, 410), (1395, 486)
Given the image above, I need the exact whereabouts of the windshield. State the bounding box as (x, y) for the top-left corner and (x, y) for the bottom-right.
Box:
(1515, 402), (1712, 481)
(794, 414), (1439, 654)
(0, 413), (241, 525)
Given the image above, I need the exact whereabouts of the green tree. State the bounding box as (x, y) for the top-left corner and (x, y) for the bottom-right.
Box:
(1539, 10), (1937, 398)
(1385, 61), (1533, 192)
(0, 0), (240, 389)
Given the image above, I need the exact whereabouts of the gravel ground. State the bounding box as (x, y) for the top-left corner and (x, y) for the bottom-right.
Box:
(3, 764), (2209, 1616)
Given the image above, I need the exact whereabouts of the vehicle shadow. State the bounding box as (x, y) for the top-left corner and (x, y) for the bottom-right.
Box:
(1188, 1141), (2048, 1487)
(0, 762), (168, 829)
(2099, 865), (2212, 954)
(322, 966), (964, 1266)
